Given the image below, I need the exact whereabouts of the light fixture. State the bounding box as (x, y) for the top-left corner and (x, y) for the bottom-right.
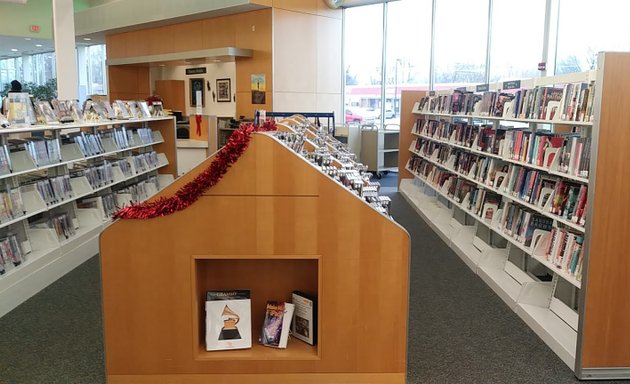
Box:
(35, 44), (42, 47)
(24, 37), (31, 41)
(10, 48), (18, 52)
(83, 37), (91, 41)
(324, 0), (344, 8)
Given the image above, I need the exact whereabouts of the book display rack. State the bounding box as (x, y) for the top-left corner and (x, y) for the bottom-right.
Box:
(100, 116), (409, 383)
(0, 115), (177, 317)
(399, 52), (630, 380)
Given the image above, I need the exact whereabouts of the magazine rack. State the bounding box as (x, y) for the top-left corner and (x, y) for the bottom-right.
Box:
(100, 132), (410, 383)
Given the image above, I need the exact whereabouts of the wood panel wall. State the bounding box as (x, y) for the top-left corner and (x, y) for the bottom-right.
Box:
(399, 90), (425, 187)
(106, 9), (273, 119)
(580, 52), (630, 369)
(107, 65), (150, 101)
(155, 80), (186, 113)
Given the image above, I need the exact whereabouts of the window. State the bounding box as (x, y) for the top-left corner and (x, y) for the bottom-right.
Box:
(87, 44), (107, 95)
(30, 52), (56, 85)
(555, 0), (630, 74)
(385, 0), (432, 122)
(344, 4), (384, 126)
(78, 44), (108, 101)
(433, 0), (489, 87)
(489, 0), (546, 82)
(0, 57), (23, 91)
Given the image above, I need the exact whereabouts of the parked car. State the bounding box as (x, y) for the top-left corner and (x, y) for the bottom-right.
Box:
(383, 108), (395, 119)
(345, 109), (363, 123)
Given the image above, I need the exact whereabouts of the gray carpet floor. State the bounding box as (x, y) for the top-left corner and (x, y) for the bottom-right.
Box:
(0, 173), (626, 383)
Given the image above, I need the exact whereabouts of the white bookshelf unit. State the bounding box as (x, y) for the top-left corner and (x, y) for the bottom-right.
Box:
(399, 52), (630, 380)
(0, 116), (177, 317)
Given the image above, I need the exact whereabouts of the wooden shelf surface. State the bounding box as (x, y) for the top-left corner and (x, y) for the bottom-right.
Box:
(196, 339), (318, 361)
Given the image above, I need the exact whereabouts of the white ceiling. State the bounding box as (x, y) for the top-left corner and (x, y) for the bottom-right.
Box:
(0, 35), (97, 60)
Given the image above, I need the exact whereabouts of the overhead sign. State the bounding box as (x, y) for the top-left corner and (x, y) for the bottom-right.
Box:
(186, 67), (206, 75)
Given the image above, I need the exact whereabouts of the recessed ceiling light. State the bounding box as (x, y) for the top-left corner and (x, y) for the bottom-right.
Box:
(10, 49), (18, 52)
(83, 37), (91, 41)
(35, 44), (42, 47)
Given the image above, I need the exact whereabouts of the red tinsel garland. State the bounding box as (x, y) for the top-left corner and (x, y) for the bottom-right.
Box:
(113, 120), (277, 220)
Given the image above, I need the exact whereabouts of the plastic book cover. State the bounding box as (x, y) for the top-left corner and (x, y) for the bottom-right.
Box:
(260, 301), (285, 346)
(51, 99), (74, 123)
(69, 100), (84, 123)
(292, 291), (317, 345)
(524, 214), (553, 247)
(6, 93), (31, 125)
(137, 101), (152, 118)
(205, 290), (251, 351)
(260, 301), (294, 348)
(36, 101), (59, 124)
(113, 100), (131, 119)
(98, 101), (116, 119)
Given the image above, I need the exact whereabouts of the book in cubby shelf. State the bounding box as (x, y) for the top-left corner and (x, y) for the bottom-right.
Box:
(260, 301), (294, 349)
(205, 290), (252, 351)
(292, 291), (317, 346)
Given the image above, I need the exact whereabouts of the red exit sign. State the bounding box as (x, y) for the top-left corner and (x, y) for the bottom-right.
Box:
(29, 25), (40, 33)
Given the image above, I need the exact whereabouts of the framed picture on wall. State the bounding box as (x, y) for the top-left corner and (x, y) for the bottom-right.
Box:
(190, 78), (205, 107)
(216, 78), (231, 103)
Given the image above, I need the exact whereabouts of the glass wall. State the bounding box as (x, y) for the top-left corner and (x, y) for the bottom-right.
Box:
(555, 0), (630, 74)
(1, 44), (106, 101)
(433, 0), (489, 88)
(343, 0), (630, 126)
(385, 0), (432, 120)
(344, 4), (384, 125)
(489, 0), (546, 82)
(0, 57), (22, 91)
(29, 52), (57, 86)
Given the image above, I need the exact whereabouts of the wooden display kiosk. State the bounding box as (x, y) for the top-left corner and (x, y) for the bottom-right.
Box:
(100, 131), (410, 383)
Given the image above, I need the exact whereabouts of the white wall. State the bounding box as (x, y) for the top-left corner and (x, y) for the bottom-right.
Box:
(150, 62), (237, 118)
(272, 5), (342, 124)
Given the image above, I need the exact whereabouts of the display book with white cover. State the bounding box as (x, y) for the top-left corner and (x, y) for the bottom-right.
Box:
(205, 290), (251, 351)
(291, 291), (317, 345)
(260, 301), (295, 348)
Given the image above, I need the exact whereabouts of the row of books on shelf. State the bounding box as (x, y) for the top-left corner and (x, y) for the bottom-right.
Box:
(35, 175), (73, 206)
(417, 119), (591, 179)
(0, 188), (25, 223)
(273, 131), (392, 216)
(407, 156), (584, 281)
(0, 156), (161, 230)
(0, 129), (158, 176)
(410, 138), (587, 226)
(1, 93), (166, 127)
(206, 290), (317, 351)
(0, 233), (24, 274)
(417, 81), (594, 122)
(115, 176), (159, 204)
(0, 173), (166, 277)
(75, 162), (114, 190)
(78, 128), (157, 157)
(28, 152), (158, 205)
